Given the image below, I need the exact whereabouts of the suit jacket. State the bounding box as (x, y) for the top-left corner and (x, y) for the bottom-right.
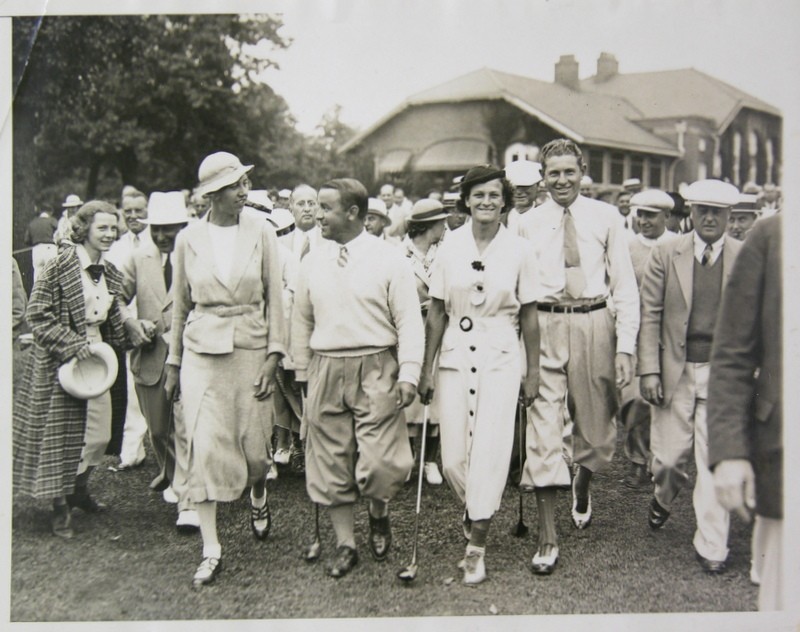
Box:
(637, 232), (742, 403)
(707, 216), (782, 518)
(168, 211), (287, 365)
(120, 241), (173, 386)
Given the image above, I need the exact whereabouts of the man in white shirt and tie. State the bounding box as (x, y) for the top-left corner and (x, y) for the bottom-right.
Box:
(287, 184), (321, 261)
(292, 178), (423, 579)
(518, 138), (639, 575)
(638, 179), (742, 574)
(106, 188), (153, 472)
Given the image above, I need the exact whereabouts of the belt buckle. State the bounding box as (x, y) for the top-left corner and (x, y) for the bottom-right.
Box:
(459, 316), (473, 332)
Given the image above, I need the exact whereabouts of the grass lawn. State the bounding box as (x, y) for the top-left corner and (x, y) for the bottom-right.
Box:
(10, 428), (757, 622)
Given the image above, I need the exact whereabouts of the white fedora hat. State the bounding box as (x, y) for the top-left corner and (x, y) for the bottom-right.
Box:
(367, 197), (391, 224)
(141, 191), (193, 225)
(244, 190), (296, 236)
(196, 152), (253, 196)
(58, 342), (119, 399)
(504, 159), (542, 187)
(62, 194), (84, 208)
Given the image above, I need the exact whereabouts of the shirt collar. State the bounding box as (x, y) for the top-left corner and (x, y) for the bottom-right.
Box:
(75, 244), (106, 269)
(693, 231), (724, 258)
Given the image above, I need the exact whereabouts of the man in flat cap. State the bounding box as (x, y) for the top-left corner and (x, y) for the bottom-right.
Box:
(504, 159), (543, 236)
(638, 178), (742, 573)
(519, 138), (639, 575)
(727, 194), (760, 241)
(292, 178), (423, 578)
(620, 190), (678, 488)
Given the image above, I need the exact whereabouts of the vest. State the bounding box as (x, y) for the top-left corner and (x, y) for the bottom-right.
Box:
(686, 255), (723, 363)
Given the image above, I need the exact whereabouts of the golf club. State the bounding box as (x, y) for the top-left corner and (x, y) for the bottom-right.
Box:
(512, 397), (529, 537)
(397, 404), (429, 583)
(302, 503), (322, 562)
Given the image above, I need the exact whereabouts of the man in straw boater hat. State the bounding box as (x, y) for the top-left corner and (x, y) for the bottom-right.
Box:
(638, 178), (742, 573)
(118, 191), (197, 533)
(619, 189), (678, 488)
(517, 138), (639, 575)
(291, 178), (423, 578)
(726, 193), (760, 241)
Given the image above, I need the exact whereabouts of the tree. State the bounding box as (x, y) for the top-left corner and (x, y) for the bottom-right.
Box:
(12, 14), (291, 250)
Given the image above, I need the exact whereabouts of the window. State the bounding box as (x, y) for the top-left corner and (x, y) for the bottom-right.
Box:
(649, 160), (663, 188)
(698, 138), (707, 153)
(588, 150), (604, 183)
(610, 152), (624, 184)
(630, 155), (644, 181)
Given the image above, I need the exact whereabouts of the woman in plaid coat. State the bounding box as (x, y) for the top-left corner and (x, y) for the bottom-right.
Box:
(13, 201), (130, 539)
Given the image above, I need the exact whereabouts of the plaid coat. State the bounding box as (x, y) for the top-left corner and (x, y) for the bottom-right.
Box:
(13, 246), (130, 499)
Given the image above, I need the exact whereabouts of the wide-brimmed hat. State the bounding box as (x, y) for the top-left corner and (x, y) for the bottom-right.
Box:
(196, 152), (253, 196)
(141, 191), (192, 225)
(367, 198), (391, 224)
(622, 178), (642, 192)
(58, 342), (119, 399)
(407, 199), (449, 223)
(62, 194), (84, 208)
(684, 179), (740, 208)
(630, 189), (675, 214)
(442, 192), (460, 207)
(504, 160), (542, 187)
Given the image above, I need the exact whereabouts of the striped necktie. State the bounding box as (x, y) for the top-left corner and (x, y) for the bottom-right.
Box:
(701, 243), (713, 266)
(337, 245), (349, 268)
(563, 208), (586, 298)
(300, 232), (311, 260)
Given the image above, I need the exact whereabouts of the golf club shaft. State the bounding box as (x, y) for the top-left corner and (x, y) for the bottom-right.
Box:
(410, 405), (429, 565)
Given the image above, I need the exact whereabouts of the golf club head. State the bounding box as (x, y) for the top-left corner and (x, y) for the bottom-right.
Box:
(303, 540), (322, 562)
(511, 521), (529, 538)
(396, 563), (418, 582)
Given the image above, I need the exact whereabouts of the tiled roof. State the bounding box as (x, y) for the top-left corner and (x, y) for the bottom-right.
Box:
(580, 68), (781, 128)
(341, 66), (779, 156)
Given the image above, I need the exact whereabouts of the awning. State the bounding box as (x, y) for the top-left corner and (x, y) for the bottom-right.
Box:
(413, 139), (490, 171)
(377, 149), (412, 173)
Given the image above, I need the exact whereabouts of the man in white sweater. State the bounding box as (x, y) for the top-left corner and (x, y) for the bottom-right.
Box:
(292, 178), (424, 579)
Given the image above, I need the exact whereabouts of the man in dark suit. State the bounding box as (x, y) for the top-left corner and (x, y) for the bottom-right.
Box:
(119, 191), (197, 532)
(708, 215), (782, 609)
(638, 179), (742, 573)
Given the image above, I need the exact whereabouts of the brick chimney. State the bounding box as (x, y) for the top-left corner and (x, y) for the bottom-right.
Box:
(554, 54), (579, 90)
(596, 52), (619, 82)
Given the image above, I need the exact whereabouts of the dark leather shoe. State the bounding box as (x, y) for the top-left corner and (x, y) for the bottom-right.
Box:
(149, 475), (170, 492)
(696, 552), (726, 574)
(250, 496), (271, 540)
(624, 463), (650, 489)
(368, 513), (391, 561)
(66, 491), (107, 513)
(648, 497), (670, 529)
(327, 545), (359, 578)
(51, 504), (74, 539)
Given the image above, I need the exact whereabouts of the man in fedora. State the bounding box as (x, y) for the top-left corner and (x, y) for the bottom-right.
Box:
(292, 178), (423, 578)
(364, 197), (399, 245)
(638, 179), (742, 573)
(54, 194), (84, 248)
(727, 194), (760, 241)
(118, 192), (198, 532)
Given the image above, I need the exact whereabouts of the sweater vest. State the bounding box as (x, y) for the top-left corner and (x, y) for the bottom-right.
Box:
(686, 255), (723, 362)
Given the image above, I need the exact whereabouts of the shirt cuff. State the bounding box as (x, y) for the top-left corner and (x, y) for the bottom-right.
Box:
(616, 336), (636, 356)
(398, 361), (421, 387)
(294, 369), (308, 382)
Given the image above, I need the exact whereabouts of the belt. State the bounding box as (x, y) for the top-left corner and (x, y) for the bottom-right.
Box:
(195, 303), (261, 318)
(537, 300), (606, 314)
(455, 315), (515, 332)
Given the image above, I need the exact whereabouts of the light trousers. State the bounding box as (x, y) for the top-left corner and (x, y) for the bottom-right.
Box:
(650, 361), (729, 562)
(752, 515), (783, 611)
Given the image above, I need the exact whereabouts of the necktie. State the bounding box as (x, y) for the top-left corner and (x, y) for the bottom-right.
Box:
(563, 208), (586, 298)
(701, 243), (713, 266)
(337, 246), (349, 268)
(300, 233), (311, 260)
(87, 264), (105, 283)
(163, 254), (173, 289)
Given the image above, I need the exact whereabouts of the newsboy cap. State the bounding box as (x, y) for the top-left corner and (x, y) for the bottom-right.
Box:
(684, 179), (740, 208)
